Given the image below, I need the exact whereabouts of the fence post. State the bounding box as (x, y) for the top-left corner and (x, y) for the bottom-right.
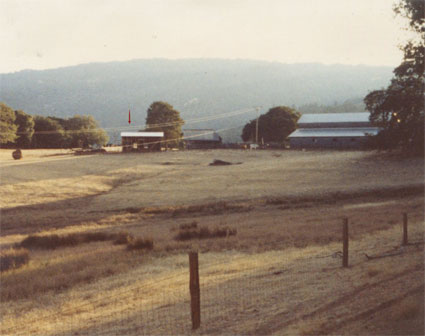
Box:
(342, 218), (349, 268)
(402, 213), (408, 246)
(189, 251), (200, 330)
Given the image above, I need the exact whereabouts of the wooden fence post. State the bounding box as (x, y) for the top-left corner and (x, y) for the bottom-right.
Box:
(189, 251), (200, 330)
(342, 218), (349, 268)
(402, 213), (408, 246)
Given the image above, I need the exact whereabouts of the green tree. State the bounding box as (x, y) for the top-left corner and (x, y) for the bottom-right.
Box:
(241, 106), (300, 143)
(63, 115), (109, 148)
(145, 101), (184, 147)
(0, 102), (17, 145)
(32, 116), (66, 148)
(14, 110), (35, 148)
(364, 0), (424, 154)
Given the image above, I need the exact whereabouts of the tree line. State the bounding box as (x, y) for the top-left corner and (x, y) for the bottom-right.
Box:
(0, 102), (108, 148)
(297, 98), (366, 115)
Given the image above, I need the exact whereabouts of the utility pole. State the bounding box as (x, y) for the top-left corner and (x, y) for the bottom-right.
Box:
(255, 107), (259, 145)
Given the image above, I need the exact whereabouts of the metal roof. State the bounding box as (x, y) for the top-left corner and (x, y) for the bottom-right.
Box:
(121, 132), (164, 137)
(183, 129), (221, 141)
(298, 112), (371, 124)
(288, 127), (379, 138)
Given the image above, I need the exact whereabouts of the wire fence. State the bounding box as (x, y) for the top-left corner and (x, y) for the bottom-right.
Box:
(2, 216), (423, 336)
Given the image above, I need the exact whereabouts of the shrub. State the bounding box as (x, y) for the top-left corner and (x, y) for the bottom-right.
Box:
(113, 231), (134, 245)
(20, 234), (71, 249)
(199, 227), (212, 239)
(175, 229), (199, 241)
(1, 248), (30, 272)
(19, 231), (132, 249)
(80, 232), (112, 243)
(179, 221), (198, 230)
(212, 227), (236, 238)
(124, 207), (142, 214)
(127, 238), (154, 251)
(174, 225), (237, 241)
(172, 201), (250, 217)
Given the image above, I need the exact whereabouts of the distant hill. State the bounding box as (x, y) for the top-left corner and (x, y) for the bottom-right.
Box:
(298, 97), (367, 115)
(0, 59), (392, 143)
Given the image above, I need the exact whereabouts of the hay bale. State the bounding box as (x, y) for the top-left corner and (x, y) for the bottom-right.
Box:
(12, 149), (22, 160)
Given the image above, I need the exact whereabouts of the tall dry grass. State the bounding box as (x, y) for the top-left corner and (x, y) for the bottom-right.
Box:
(174, 223), (237, 241)
(0, 246), (143, 302)
(0, 248), (30, 272)
(19, 231), (134, 250)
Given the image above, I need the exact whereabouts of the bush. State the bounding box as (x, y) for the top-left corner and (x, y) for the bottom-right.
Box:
(174, 225), (237, 241)
(20, 234), (70, 249)
(19, 231), (132, 249)
(175, 229), (199, 241)
(113, 231), (134, 245)
(80, 232), (112, 243)
(179, 221), (198, 230)
(124, 207), (142, 214)
(127, 238), (154, 251)
(1, 248), (30, 272)
(199, 227), (212, 239)
(172, 201), (250, 217)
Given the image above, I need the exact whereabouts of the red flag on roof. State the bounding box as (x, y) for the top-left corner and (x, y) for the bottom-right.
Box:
(128, 109), (131, 124)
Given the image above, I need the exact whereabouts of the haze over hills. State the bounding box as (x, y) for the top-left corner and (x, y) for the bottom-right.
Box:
(0, 59), (393, 143)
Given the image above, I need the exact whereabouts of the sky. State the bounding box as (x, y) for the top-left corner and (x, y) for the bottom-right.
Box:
(0, 0), (410, 74)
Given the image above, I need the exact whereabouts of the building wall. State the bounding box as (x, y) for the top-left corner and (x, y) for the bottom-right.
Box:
(290, 137), (368, 149)
(122, 137), (162, 152)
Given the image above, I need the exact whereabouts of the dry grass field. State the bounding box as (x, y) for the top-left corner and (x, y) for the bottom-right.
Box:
(0, 148), (424, 335)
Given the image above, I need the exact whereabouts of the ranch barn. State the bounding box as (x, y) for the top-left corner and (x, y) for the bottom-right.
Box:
(183, 129), (222, 149)
(288, 112), (379, 149)
(121, 132), (164, 152)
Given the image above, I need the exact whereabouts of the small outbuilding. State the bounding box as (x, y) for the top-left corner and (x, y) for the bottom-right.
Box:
(288, 112), (379, 149)
(121, 132), (164, 152)
(183, 129), (222, 149)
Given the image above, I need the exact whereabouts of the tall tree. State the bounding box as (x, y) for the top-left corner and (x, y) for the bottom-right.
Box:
(32, 116), (66, 148)
(364, 0), (424, 154)
(14, 110), (35, 148)
(242, 106), (300, 143)
(145, 101), (184, 147)
(0, 102), (17, 145)
(63, 115), (109, 148)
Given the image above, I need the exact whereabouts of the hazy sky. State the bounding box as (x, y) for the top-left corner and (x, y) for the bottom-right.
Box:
(1, 0), (409, 73)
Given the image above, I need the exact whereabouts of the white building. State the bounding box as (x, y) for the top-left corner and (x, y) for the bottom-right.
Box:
(288, 112), (379, 149)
